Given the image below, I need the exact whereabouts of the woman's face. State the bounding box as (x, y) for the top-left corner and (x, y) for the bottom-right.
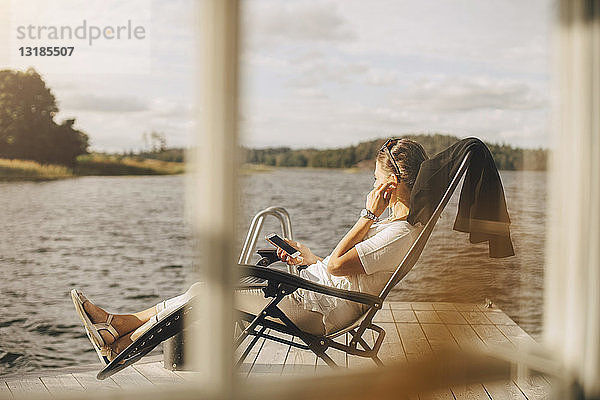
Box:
(373, 160), (397, 188)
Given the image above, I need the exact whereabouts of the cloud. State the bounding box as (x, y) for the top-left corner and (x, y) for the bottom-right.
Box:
(390, 77), (546, 113)
(291, 87), (328, 99)
(62, 107), (194, 151)
(334, 0), (550, 76)
(285, 52), (368, 89)
(240, 81), (549, 151)
(365, 69), (398, 86)
(60, 93), (150, 113)
(26, 0), (550, 152)
(243, 1), (356, 48)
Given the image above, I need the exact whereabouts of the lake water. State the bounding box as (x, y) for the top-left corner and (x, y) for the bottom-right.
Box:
(0, 169), (546, 377)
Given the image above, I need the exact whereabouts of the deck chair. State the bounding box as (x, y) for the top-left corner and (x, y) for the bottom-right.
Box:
(96, 151), (472, 380)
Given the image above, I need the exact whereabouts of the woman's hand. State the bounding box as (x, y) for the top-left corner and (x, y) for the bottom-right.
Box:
(366, 181), (396, 217)
(276, 239), (320, 266)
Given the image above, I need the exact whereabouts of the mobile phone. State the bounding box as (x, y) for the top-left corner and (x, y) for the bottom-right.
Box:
(265, 233), (301, 259)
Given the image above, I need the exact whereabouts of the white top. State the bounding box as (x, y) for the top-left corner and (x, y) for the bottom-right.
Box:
(297, 219), (422, 333)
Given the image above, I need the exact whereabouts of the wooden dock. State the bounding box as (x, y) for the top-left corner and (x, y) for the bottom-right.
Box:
(0, 302), (550, 399)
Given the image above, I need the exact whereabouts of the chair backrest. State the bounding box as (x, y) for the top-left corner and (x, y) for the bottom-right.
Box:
(378, 151), (472, 300)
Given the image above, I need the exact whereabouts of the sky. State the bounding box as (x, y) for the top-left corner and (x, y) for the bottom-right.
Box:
(2, 0), (553, 152)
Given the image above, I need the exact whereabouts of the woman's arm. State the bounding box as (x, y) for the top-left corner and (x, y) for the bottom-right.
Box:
(326, 220), (372, 276)
(327, 181), (395, 276)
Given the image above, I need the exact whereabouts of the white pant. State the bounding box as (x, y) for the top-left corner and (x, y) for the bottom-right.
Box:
(130, 282), (326, 341)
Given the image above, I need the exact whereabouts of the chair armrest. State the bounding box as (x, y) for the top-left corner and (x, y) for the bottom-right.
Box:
(256, 248), (280, 266)
(238, 264), (382, 308)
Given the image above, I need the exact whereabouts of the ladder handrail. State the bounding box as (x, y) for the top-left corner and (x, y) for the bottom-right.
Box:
(239, 206), (295, 273)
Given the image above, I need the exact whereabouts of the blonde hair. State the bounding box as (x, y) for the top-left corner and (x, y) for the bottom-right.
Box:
(376, 138), (428, 188)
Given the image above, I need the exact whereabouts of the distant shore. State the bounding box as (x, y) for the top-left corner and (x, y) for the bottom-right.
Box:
(0, 155), (184, 181)
(2, 157), (545, 182)
(0, 156), (286, 181)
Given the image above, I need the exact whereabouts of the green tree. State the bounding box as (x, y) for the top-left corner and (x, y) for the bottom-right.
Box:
(0, 68), (89, 166)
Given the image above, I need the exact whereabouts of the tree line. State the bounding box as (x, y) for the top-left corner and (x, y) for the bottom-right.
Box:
(243, 134), (547, 171)
(0, 68), (89, 166)
(115, 134), (548, 171)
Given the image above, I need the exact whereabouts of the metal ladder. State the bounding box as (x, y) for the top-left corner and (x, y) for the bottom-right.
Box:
(238, 206), (296, 275)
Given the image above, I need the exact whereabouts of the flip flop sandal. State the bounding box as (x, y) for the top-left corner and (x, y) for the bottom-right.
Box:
(71, 289), (120, 364)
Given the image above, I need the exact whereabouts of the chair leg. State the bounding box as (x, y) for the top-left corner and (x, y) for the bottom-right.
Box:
(357, 337), (373, 352)
(235, 296), (284, 348)
(316, 350), (338, 368)
(372, 355), (384, 367)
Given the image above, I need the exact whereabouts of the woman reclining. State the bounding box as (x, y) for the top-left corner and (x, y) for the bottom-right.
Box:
(72, 138), (428, 364)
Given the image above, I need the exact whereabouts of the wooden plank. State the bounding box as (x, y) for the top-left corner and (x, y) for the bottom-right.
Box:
(412, 302), (434, 311)
(482, 380), (527, 400)
(173, 370), (202, 382)
(379, 321), (401, 343)
(460, 311), (493, 325)
(72, 370), (121, 392)
(415, 310), (443, 324)
(496, 319), (549, 396)
(237, 331), (267, 377)
(484, 311), (516, 326)
(109, 366), (153, 389)
(251, 330), (291, 376)
(376, 322), (406, 364)
(451, 383), (491, 400)
(0, 381), (13, 399)
(454, 303), (481, 312)
(472, 325), (514, 349)
(513, 375), (551, 400)
(477, 304), (501, 312)
(392, 309), (418, 323)
(419, 388), (456, 399)
(432, 302), (458, 311)
(496, 325), (539, 349)
(397, 323), (432, 357)
(6, 378), (48, 396)
(347, 353), (375, 369)
(436, 310), (469, 324)
(388, 301), (412, 310)
(134, 362), (184, 386)
(40, 374), (85, 395)
(282, 336), (317, 375)
(447, 324), (485, 350)
(373, 309), (394, 323)
(421, 323), (460, 354)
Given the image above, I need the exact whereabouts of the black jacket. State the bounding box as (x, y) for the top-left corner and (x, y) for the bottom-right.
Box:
(407, 137), (515, 258)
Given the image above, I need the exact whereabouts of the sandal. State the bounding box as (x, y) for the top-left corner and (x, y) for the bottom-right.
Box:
(100, 345), (119, 363)
(71, 289), (120, 364)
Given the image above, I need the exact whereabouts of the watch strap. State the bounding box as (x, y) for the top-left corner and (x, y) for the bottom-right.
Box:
(360, 208), (379, 222)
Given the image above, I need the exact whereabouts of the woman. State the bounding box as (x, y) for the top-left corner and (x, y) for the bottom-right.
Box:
(72, 138), (428, 363)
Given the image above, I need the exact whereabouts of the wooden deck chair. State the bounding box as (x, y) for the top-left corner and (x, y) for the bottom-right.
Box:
(96, 151), (471, 380)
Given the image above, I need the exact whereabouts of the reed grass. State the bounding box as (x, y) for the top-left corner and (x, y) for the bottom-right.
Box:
(0, 158), (73, 180)
(240, 163), (274, 174)
(74, 154), (185, 176)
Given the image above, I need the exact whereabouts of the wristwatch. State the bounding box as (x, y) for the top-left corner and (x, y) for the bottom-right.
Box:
(360, 208), (379, 222)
